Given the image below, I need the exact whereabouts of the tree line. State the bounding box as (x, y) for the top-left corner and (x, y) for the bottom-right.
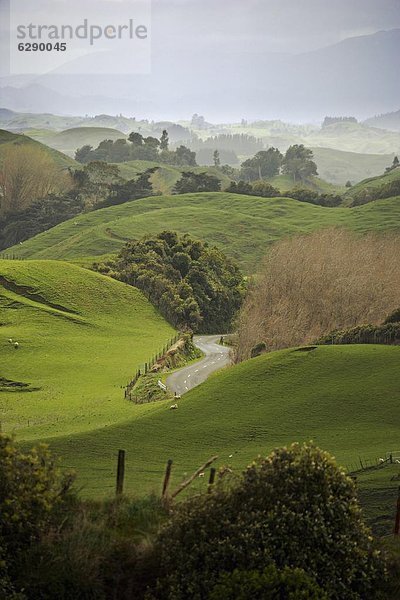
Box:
(75, 130), (197, 166)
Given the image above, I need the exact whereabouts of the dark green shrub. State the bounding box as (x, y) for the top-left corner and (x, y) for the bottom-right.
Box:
(209, 565), (328, 600)
(18, 495), (167, 600)
(316, 322), (400, 345)
(384, 308), (400, 324)
(250, 341), (267, 357)
(0, 433), (75, 597)
(152, 442), (383, 599)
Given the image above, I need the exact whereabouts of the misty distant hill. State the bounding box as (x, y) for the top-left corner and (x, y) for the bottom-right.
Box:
(364, 109), (400, 132)
(0, 29), (399, 121)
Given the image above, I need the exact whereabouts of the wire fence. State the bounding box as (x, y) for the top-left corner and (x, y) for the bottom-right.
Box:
(0, 253), (25, 260)
(124, 333), (181, 399)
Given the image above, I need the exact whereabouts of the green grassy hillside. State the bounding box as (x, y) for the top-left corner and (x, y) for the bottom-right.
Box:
(311, 147), (394, 186)
(345, 166), (400, 197)
(5, 193), (400, 273)
(41, 344), (400, 520)
(26, 127), (127, 157)
(267, 173), (341, 194)
(0, 260), (175, 442)
(0, 128), (76, 169)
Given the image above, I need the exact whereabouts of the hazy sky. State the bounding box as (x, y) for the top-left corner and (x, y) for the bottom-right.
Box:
(151, 0), (400, 53)
(0, 0), (399, 120)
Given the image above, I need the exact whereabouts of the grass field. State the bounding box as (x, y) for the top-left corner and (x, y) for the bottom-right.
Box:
(0, 260), (175, 442)
(345, 165), (400, 197)
(311, 147), (394, 186)
(36, 343), (400, 531)
(0, 128), (76, 169)
(5, 192), (400, 273)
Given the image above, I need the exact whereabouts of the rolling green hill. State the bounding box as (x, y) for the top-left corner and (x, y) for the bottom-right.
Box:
(40, 344), (400, 529)
(266, 173), (341, 194)
(345, 166), (400, 197)
(5, 192), (400, 273)
(0, 260), (175, 442)
(311, 147), (394, 186)
(25, 126), (127, 157)
(0, 128), (76, 169)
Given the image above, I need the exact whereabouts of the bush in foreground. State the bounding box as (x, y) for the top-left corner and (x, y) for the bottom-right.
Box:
(151, 442), (383, 599)
(209, 565), (328, 600)
(0, 433), (74, 597)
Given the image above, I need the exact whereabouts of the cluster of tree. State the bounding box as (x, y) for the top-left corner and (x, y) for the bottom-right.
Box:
(322, 116), (358, 127)
(350, 177), (400, 206)
(188, 133), (263, 156)
(236, 229), (400, 359)
(190, 113), (212, 129)
(240, 148), (283, 180)
(1, 435), (388, 599)
(239, 144), (318, 183)
(226, 180), (280, 198)
(95, 231), (245, 332)
(75, 130), (197, 167)
(385, 155), (399, 173)
(0, 162), (156, 250)
(0, 191), (84, 250)
(227, 180), (342, 206)
(173, 171), (221, 194)
(285, 187), (342, 207)
(195, 147), (238, 166)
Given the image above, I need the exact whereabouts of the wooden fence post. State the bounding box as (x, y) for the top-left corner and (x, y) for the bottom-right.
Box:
(116, 449), (126, 496)
(162, 459), (173, 498)
(394, 486), (400, 536)
(208, 467), (216, 493)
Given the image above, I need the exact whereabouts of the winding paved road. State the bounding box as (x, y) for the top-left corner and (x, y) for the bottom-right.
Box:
(166, 335), (231, 396)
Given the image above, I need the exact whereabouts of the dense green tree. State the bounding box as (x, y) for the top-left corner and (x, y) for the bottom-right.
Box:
(173, 171), (221, 194)
(74, 144), (93, 163)
(282, 144), (318, 182)
(213, 149), (220, 167)
(240, 148), (283, 181)
(98, 168), (156, 208)
(95, 231), (245, 332)
(128, 131), (144, 146)
(226, 180), (253, 195)
(160, 129), (169, 151)
(174, 145), (197, 166)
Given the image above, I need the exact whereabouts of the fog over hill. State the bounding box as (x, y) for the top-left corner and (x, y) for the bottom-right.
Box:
(0, 0), (399, 121)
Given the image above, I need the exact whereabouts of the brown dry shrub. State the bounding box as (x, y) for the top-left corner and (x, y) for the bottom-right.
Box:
(236, 229), (400, 361)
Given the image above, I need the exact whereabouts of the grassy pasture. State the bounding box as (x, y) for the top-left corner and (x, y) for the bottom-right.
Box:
(5, 193), (400, 273)
(38, 344), (400, 530)
(0, 128), (76, 169)
(0, 260), (175, 442)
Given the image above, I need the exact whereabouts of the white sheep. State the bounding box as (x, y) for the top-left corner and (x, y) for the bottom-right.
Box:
(198, 472), (205, 478)
(8, 339), (12, 343)
(14, 342), (19, 349)
(379, 458), (385, 463)
(170, 403), (178, 410)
